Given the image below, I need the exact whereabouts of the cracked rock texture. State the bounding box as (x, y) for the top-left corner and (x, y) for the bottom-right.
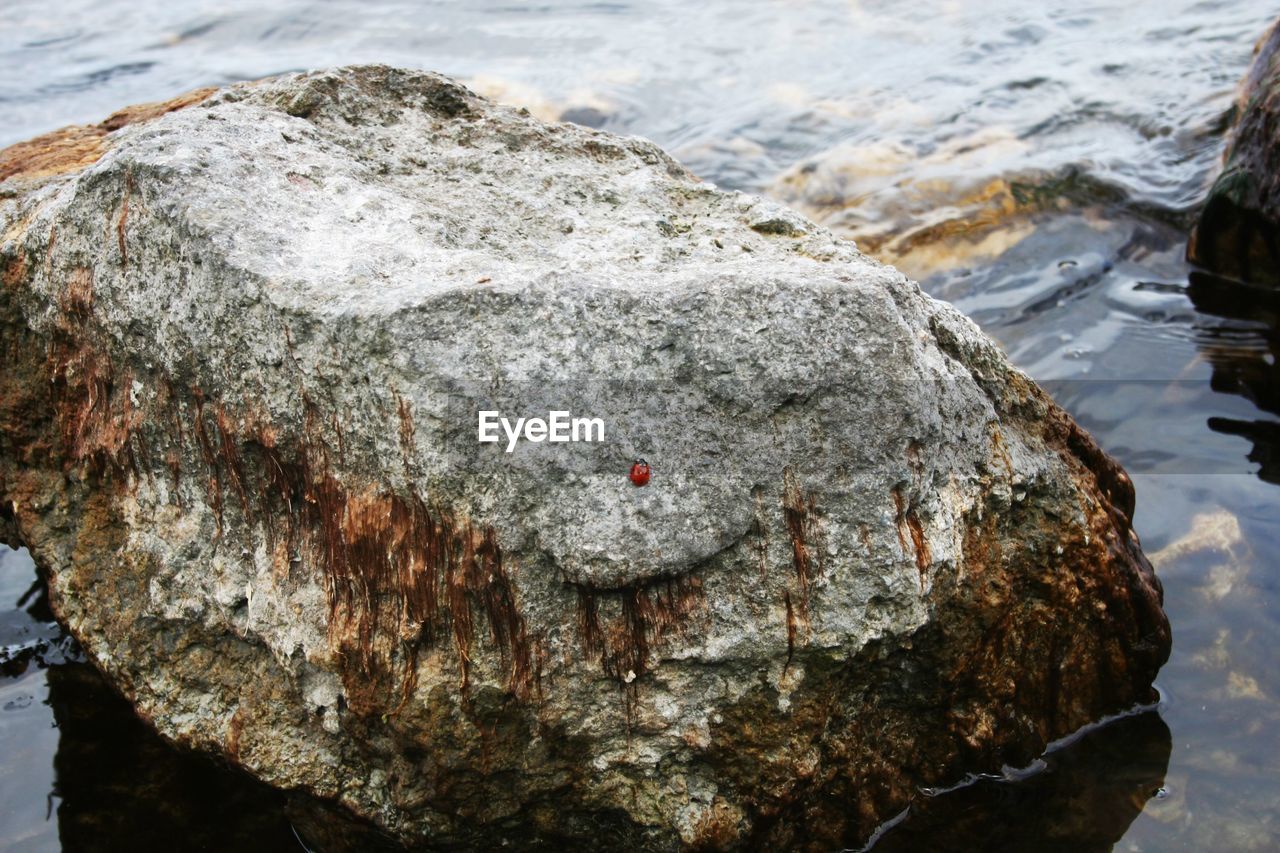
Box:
(0, 66), (1169, 850)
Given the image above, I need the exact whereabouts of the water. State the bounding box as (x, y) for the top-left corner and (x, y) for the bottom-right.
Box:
(2, 0), (1278, 849)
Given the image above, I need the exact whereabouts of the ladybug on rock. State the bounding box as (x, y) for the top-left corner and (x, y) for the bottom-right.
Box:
(629, 458), (651, 487)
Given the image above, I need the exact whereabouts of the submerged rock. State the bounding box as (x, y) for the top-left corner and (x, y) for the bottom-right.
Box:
(1188, 20), (1280, 286)
(766, 129), (1136, 283)
(0, 66), (1169, 850)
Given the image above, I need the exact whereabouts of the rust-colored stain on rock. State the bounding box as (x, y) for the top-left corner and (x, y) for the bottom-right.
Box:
(781, 467), (820, 594)
(892, 484), (932, 582)
(0, 87), (217, 184)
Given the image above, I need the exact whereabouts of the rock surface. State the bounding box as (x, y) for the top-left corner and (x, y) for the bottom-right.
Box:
(1188, 19), (1280, 286)
(0, 66), (1169, 850)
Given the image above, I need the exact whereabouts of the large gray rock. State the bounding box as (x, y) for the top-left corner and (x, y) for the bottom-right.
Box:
(0, 66), (1168, 850)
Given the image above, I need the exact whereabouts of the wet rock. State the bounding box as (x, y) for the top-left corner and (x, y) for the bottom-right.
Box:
(1188, 20), (1280, 286)
(0, 66), (1169, 850)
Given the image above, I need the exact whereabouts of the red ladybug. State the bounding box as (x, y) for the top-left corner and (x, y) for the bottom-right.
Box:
(629, 458), (651, 487)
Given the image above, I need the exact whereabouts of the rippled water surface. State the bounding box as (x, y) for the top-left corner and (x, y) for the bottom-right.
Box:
(3, 1), (1279, 849)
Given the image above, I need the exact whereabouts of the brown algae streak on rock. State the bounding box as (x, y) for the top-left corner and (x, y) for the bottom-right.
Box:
(195, 395), (537, 714)
(575, 574), (705, 686)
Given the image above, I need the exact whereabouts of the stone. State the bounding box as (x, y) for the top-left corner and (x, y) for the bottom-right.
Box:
(765, 128), (1123, 282)
(1188, 19), (1280, 286)
(0, 65), (1169, 850)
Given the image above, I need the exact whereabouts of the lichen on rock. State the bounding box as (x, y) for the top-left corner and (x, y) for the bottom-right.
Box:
(0, 65), (1169, 849)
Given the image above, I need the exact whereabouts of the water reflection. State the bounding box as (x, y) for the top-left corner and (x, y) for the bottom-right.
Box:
(0, 544), (297, 852)
(1187, 272), (1280, 485)
(47, 663), (300, 853)
(0, 547), (62, 852)
(870, 712), (1173, 852)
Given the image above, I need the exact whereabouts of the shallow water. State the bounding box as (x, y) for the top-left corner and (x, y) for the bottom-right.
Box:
(2, 0), (1279, 849)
